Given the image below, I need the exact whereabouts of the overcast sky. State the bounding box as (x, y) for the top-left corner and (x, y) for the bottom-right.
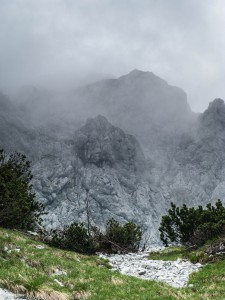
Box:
(0, 0), (225, 112)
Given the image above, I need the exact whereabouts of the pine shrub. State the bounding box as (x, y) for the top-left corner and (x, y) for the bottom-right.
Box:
(0, 149), (45, 230)
(159, 200), (225, 247)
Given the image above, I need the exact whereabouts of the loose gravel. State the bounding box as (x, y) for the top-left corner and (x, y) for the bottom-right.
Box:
(100, 252), (202, 288)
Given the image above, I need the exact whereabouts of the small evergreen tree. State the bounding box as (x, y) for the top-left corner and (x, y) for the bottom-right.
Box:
(49, 222), (96, 254)
(97, 218), (142, 253)
(0, 149), (45, 230)
(159, 200), (225, 247)
(46, 218), (142, 254)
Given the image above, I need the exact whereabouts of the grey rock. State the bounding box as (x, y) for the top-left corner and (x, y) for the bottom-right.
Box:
(35, 245), (45, 249)
(52, 269), (67, 276)
(53, 279), (64, 287)
(1, 71), (225, 244)
(138, 269), (146, 275)
(27, 231), (39, 236)
(99, 251), (202, 288)
(0, 288), (25, 300)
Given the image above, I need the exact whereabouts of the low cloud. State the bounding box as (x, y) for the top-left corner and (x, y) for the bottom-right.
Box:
(0, 0), (225, 111)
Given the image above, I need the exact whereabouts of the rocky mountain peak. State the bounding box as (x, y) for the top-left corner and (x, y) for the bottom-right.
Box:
(74, 115), (145, 171)
(200, 98), (225, 130)
(127, 69), (154, 77)
(119, 69), (168, 87)
(207, 98), (225, 113)
(84, 115), (112, 132)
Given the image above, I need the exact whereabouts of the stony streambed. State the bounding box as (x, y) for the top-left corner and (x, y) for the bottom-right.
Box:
(99, 252), (202, 288)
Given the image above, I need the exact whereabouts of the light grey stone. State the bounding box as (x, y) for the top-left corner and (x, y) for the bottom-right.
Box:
(53, 279), (64, 287)
(27, 231), (39, 236)
(100, 251), (202, 288)
(35, 245), (45, 249)
(52, 269), (67, 276)
(0, 288), (25, 300)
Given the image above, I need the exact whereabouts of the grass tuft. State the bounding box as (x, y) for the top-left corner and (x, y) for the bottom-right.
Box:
(148, 246), (186, 261)
(73, 291), (92, 300)
(111, 277), (124, 285)
(27, 290), (68, 300)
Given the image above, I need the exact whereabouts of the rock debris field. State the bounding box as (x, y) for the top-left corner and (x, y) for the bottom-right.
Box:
(0, 288), (25, 300)
(99, 252), (202, 288)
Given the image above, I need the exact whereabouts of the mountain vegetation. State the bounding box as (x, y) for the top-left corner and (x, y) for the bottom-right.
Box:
(159, 200), (225, 248)
(0, 149), (45, 230)
(1, 227), (225, 300)
(93, 218), (142, 253)
(47, 218), (142, 255)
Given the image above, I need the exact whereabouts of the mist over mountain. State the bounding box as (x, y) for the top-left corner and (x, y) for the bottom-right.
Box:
(1, 70), (225, 243)
(0, 92), (30, 152)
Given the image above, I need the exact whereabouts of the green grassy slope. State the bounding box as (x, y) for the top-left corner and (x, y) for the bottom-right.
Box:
(1, 228), (225, 300)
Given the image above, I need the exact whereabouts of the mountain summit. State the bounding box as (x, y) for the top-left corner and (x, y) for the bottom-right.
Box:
(120, 69), (168, 86)
(74, 115), (145, 171)
(201, 98), (225, 127)
(71, 69), (193, 145)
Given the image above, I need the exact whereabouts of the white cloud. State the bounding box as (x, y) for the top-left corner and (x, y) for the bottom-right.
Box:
(0, 0), (225, 111)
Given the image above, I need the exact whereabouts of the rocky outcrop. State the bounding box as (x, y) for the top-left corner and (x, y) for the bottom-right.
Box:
(74, 115), (145, 172)
(199, 98), (225, 135)
(156, 98), (225, 209)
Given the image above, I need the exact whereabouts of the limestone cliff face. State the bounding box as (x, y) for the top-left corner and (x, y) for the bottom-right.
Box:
(31, 115), (161, 243)
(1, 71), (225, 244)
(74, 115), (145, 171)
(199, 98), (225, 138)
(154, 98), (225, 211)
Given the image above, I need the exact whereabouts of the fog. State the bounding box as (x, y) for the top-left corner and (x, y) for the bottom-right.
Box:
(1, 0), (225, 112)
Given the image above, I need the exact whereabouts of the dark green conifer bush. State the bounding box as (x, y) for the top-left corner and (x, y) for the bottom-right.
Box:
(0, 149), (45, 230)
(96, 218), (142, 253)
(48, 218), (142, 255)
(49, 222), (96, 254)
(159, 200), (225, 247)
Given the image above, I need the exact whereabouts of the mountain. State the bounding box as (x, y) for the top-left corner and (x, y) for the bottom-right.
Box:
(1, 70), (225, 243)
(69, 69), (195, 139)
(31, 115), (161, 242)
